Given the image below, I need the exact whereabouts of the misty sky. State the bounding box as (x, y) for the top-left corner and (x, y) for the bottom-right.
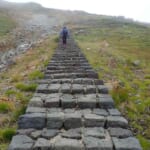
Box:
(6, 0), (150, 23)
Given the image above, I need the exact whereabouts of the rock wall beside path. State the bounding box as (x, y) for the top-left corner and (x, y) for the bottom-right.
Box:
(8, 37), (142, 150)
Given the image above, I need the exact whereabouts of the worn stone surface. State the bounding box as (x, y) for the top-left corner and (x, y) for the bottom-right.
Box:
(18, 113), (46, 129)
(8, 135), (34, 150)
(61, 94), (76, 108)
(54, 137), (84, 150)
(41, 129), (59, 139)
(108, 128), (133, 138)
(107, 116), (128, 128)
(83, 136), (113, 150)
(93, 109), (108, 116)
(47, 112), (64, 129)
(64, 112), (82, 129)
(77, 94), (97, 108)
(33, 138), (50, 150)
(112, 137), (142, 150)
(108, 109), (121, 116)
(83, 127), (106, 139)
(84, 114), (105, 127)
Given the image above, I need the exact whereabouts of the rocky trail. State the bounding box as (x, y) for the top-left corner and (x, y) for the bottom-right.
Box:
(8, 37), (142, 150)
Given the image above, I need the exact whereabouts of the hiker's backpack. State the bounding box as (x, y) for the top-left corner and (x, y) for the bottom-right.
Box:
(62, 28), (68, 38)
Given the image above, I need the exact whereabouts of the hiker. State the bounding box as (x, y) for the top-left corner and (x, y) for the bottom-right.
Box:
(60, 26), (69, 46)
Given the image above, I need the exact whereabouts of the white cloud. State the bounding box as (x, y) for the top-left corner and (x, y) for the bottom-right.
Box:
(6, 0), (150, 23)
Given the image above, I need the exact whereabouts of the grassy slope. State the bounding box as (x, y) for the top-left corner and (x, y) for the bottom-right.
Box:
(0, 35), (57, 149)
(0, 12), (16, 37)
(73, 19), (150, 150)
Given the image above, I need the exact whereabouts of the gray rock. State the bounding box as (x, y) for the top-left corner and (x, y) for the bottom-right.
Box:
(112, 137), (142, 150)
(54, 137), (84, 150)
(132, 60), (141, 66)
(37, 84), (49, 93)
(85, 85), (96, 94)
(108, 128), (133, 138)
(64, 112), (82, 129)
(48, 84), (61, 93)
(83, 127), (106, 139)
(18, 113), (46, 129)
(107, 116), (128, 128)
(41, 129), (59, 139)
(61, 83), (71, 93)
(97, 85), (109, 94)
(93, 109), (108, 116)
(107, 109), (121, 116)
(31, 130), (42, 139)
(83, 136), (113, 150)
(33, 138), (50, 150)
(28, 97), (43, 107)
(98, 94), (115, 108)
(47, 112), (64, 129)
(77, 94), (97, 108)
(8, 135), (34, 150)
(16, 128), (35, 135)
(26, 107), (46, 113)
(84, 114), (105, 127)
(62, 128), (81, 139)
(61, 94), (76, 108)
(71, 84), (84, 94)
(44, 96), (60, 108)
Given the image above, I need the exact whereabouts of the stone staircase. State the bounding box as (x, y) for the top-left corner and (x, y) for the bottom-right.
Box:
(8, 38), (142, 150)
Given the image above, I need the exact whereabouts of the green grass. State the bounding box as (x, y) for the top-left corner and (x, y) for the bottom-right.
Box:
(73, 19), (150, 149)
(0, 103), (12, 113)
(15, 83), (37, 92)
(0, 13), (16, 36)
(28, 70), (44, 80)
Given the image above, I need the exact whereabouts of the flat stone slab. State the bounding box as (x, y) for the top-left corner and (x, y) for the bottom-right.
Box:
(77, 94), (97, 108)
(108, 109), (121, 116)
(97, 85), (109, 94)
(41, 129), (59, 139)
(61, 128), (81, 139)
(61, 94), (76, 108)
(108, 128), (133, 138)
(18, 113), (46, 129)
(98, 94), (115, 108)
(83, 136), (113, 150)
(83, 127), (106, 139)
(84, 114), (105, 127)
(71, 84), (84, 94)
(26, 107), (46, 113)
(112, 137), (142, 150)
(28, 97), (43, 107)
(64, 112), (82, 129)
(48, 84), (61, 93)
(93, 109), (108, 116)
(107, 116), (128, 128)
(61, 83), (71, 93)
(47, 112), (64, 129)
(37, 84), (49, 93)
(8, 135), (34, 150)
(33, 138), (50, 150)
(54, 137), (84, 150)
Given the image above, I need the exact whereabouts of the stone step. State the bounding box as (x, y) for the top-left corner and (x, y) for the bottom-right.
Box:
(36, 78), (104, 85)
(44, 72), (99, 79)
(18, 110), (128, 130)
(8, 37), (142, 150)
(28, 93), (114, 109)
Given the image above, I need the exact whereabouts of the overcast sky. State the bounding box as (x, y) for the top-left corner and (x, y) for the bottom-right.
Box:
(6, 0), (150, 23)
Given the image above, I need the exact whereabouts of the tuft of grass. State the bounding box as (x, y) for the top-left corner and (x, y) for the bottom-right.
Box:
(137, 135), (150, 150)
(2, 128), (16, 142)
(15, 83), (37, 92)
(12, 105), (26, 121)
(0, 102), (13, 113)
(28, 70), (44, 80)
(111, 87), (129, 106)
